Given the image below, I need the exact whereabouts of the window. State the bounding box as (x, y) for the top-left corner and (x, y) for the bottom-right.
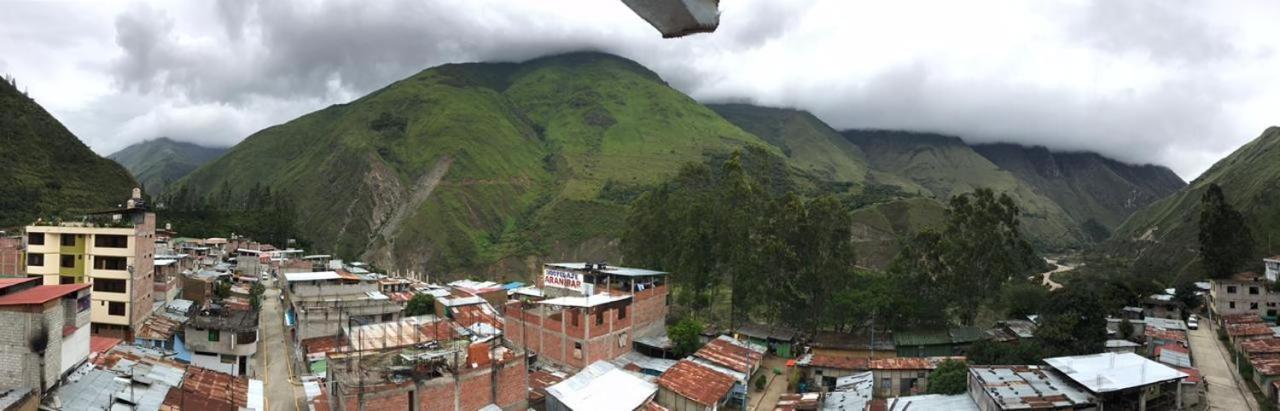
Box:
(596, 310), (604, 325)
(618, 305), (627, 320)
(93, 256), (127, 271)
(1251, 287), (1260, 295)
(27, 233), (44, 245)
(93, 279), (126, 293)
(60, 234), (76, 246)
(59, 276), (76, 284)
(237, 331), (257, 344)
(108, 301), (125, 316)
(209, 330), (221, 342)
(1269, 310), (1277, 318)
(220, 354), (236, 364)
(94, 235), (128, 248)
(61, 254), (75, 268)
(571, 311), (579, 327)
(1251, 302), (1260, 310)
(1228, 286), (1238, 294)
(27, 253), (43, 266)
(1230, 301), (1237, 309)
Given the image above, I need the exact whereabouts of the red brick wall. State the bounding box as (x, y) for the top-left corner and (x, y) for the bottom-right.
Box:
(335, 356), (528, 411)
(631, 285), (668, 335)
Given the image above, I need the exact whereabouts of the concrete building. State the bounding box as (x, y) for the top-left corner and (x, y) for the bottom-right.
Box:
(1265, 256), (1280, 282)
(24, 189), (155, 339)
(0, 278), (91, 393)
(1044, 352), (1189, 410)
(283, 271), (403, 340)
(1209, 271), (1280, 321)
(184, 308), (258, 376)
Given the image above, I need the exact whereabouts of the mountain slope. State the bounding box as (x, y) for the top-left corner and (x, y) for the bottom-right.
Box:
(842, 130), (1086, 248)
(109, 137), (227, 195)
(0, 79), (137, 228)
(972, 143), (1185, 233)
(1113, 126), (1280, 281)
(707, 104), (870, 183)
(172, 53), (774, 275)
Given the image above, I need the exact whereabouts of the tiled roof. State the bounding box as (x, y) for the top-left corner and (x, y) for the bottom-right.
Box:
(1228, 323), (1274, 337)
(0, 283), (88, 305)
(657, 360), (736, 406)
(693, 335), (763, 374)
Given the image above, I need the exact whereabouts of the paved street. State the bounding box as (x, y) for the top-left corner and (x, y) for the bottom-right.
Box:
(260, 282), (302, 411)
(1189, 322), (1258, 410)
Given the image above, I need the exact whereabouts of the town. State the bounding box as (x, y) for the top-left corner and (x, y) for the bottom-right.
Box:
(0, 188), (1275, 411)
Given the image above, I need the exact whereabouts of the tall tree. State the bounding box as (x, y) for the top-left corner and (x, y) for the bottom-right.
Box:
(1035, 287), (1106, 356)
(1199, 183), (1255, 279)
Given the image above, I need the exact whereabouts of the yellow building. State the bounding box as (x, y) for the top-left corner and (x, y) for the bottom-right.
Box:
(24, 189), (156, 339)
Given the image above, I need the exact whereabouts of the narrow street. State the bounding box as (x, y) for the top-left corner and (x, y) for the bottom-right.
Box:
(1189, 321), (1258, 410)
(260, 281), (302, 411)
(751, 356), (790, 410)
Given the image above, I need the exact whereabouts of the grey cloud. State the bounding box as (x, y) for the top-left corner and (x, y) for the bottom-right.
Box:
(1070, 0), (1238, 63)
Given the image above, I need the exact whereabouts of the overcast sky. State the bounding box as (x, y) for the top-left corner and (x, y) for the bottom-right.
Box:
(2, 0), (1278, 179)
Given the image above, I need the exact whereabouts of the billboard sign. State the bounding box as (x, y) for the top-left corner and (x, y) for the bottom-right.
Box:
(543, 268), (583, 290)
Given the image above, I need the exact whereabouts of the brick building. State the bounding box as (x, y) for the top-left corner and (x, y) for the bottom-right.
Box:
(326, 338), (527, 411)
(503, 263), (668, 370)
(0, 277), (92, 393)
(0, 235), (23, 276)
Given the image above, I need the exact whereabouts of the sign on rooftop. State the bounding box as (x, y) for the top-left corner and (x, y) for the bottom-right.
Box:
(543, 267), (583, 291)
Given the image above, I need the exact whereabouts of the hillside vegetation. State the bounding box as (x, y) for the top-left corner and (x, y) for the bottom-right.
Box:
(0, 79), (137, 228)
(1113, 126), (1280, 282)
(109, 137), (227, 195)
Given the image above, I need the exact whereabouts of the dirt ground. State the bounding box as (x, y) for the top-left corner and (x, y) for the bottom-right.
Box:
(749, 355), (793, 410)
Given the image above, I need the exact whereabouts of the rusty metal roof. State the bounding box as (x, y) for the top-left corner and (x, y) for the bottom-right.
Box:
(1242, 337), (1280, 354)
(693, 335), (764, 374)
(1223, 313), (1265, 325)
(1144, 326), (1188, 342)
(968, 365), (1095, 409)
(868, 357), (958, 371)
(1251, 357), (1280, 376)
(1228, 322), (1274, 337)
(161, 366), (249, 410)
(657, 360), (736, 407)
(796, 354), (868, 371)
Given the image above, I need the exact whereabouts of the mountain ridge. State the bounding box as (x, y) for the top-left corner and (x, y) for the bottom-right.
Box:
(109, 137), (228, 195)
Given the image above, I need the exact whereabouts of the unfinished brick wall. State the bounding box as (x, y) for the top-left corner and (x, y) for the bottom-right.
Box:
(333, 355), (528, 411)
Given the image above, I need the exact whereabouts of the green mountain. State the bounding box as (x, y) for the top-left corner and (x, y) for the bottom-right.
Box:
(707, 104), (870, 183)
(1113, 126), (1280, 282)
(108, 137), (227, 195)
(171, 53), (775, 276)
(971, 144), (1185, 234)
(0, 78), (137, 228)
(841, 130), (1086, 249)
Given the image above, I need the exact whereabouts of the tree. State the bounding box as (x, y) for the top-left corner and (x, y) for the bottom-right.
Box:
(887, 189), (1040, 326)
(755, 374), (768, 391)
(404, 293), (436, 317)
(926, 359), (968, 394)
(966, 340), (1044, 365)
(1119, 318), (1135, 340)
(249, 281), (265, 312)
(999, 281), (1050, 319)
(1035, 287), (1106, 356)
(1199, 183), (1255, 279)
(668, 317), (704, 357)
(213, 281), (231, 300)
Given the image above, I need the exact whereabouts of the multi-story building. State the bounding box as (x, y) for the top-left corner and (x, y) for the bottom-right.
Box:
(184, 308), (258, 376)
(503, 262), (668, 370)
(1267, 256), (1280, 282)
(24, 188), (156, 339)
(0, 277), (92, 393)
(1208, 271), (1280, 322)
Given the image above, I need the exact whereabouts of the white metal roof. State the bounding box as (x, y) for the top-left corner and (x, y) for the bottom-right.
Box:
(546, 262), (668, 277)
(887, 394), (979, 411)
(546, 361), (656, 411)
(438, 295), (485, 307)
(1144, 317), (1187, 331)
(1105, 339), (1141, 348)
(537, 294), (632, 308)
(1044, 352), (1189, 393)
(154, 259), (177, 267)
(284, 271), (341, 282)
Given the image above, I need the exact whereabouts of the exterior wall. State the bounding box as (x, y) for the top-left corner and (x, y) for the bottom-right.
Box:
(1266, 259), (1280, 283)
(657, 387), (713, 411)
(0, 302), (65, 393)
(0, 237), (24, 276)
(503, 302), (633, 370)
(60, 325), (90, 377)
(185, 326), (259, 357)
(1210, 279), (1280, 320)
(190, 351), (244, 376)
(292, 299), (403, 340)
(871, 369), (930, 398)
(331, 353), (528, 411)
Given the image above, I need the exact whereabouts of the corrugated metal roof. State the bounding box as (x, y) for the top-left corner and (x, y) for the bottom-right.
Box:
(284, 271), (341, 282)
(968, 365), (1094, 410)
(657, 360), (735, 406)
(693, 335), (764, 374)
(546, 361), (657, 411)
(892, 329), (952, 346)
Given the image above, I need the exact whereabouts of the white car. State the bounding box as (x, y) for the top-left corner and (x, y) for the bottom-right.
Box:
(1187, 317), (1199, 330)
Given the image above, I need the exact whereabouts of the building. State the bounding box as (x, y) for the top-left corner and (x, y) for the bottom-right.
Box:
(868, 357), (957, 398)
(325, 338), (528, 411)
(1044, 352), (1189, 410)
(49, 344), (263, 410)
(545, 360), (656, 411)
(1209, 271), (1280, 321)
(0, 235), (23, 276)
(967, 365), (1094, 410)
(1228, 322), (1275, 351)
(0, 278), (91, 393)
(734, 323), (799, 358)
(1104, 339), (1140, 354)
(1143, 293), (1183, 320)
(1252, 357), (1280, 400)
(1242, 337), (1280, 360)
(184, 308), (258, 376)
(537, 263), (669, 336)
(655, 360), (736, 411)
(283, 271), (403, 340)
(1265, 256), (1280, 282)
(24, 188), (155, 339)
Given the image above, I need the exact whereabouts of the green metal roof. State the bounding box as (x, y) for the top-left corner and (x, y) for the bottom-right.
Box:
(949, 326), (989, 343)
(893, 329), (952, 346)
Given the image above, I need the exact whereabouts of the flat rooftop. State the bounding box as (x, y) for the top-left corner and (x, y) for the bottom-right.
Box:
(546, 262), (667, 277)
(1044, 352), (1188, 394)
(537, 293), (631, 308)
(969, 365), (1094, 409)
